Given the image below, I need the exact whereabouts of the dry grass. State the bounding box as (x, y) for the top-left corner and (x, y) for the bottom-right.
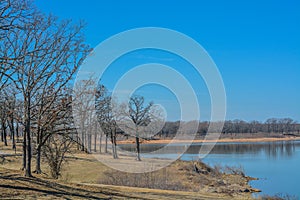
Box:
(0, 165), (248, 200)
(1, 142), (256, 199)
(0, 167), (114, 199)
(98, 158), (259, 197)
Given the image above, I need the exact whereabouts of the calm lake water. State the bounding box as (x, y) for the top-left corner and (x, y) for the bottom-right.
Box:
(119, 140), (300, 198)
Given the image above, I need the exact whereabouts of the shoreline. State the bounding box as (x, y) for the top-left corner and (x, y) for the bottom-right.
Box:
(118, 136), (300, 145)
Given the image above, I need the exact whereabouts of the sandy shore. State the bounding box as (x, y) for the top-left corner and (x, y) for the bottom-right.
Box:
(118, 136), (300, 145)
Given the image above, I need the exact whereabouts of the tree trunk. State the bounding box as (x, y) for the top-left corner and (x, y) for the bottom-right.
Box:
(34, 146), (42, 174)
(16, 122), (19, 139)
(24, 96), (32, 177)
(105, 133), (108, 153)
(34, 126), (42, 174)
(81, 129), (85, 151)
(110, 131), (118, 159)
(25, 123), (32, 177)
(87, 134), (91, 153)
(94, 133), (97, 152)
(76, 135), (80, 150)
(1, 128), (3, 142)
(12, 128), (16, 152)
(3, 127), (7, 146)
(135, 136), (141, 161)
(9, 117), (16, 151)
(99, 132), (102, 153)
(22, 131), (26, 170)
(111, 140), (115, 158)
(1, 120), (7, 146)
(80, 119), (85, 151)
(113, 134), (118, 159)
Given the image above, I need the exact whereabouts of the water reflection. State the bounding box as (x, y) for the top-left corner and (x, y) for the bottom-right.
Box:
(119, 141), (299, 159)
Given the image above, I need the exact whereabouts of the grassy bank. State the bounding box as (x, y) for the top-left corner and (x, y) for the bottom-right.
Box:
(118, 136), (300, 145)
(1, 140), (259, 200)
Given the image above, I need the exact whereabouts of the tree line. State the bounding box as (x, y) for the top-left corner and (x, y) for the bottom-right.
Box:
(157, 118), (300, 138)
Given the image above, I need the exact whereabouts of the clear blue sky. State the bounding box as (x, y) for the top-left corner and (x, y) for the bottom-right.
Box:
(35, 0), (300, 122)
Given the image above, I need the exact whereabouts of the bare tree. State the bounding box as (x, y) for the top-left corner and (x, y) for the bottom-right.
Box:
(95, 85), (109, 153)
(33, 88), (76, 174)
(95, 85), (122, 159)
(72, 78), (97, 153)
(4, 11), (90, 176)
(42, 133), (73, 179)
(126, 95), (154, 161)
(39, 90), (76, 179)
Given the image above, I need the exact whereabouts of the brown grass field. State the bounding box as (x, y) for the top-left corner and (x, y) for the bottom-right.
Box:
(0, 141), (261, 200)
(1, 165), (247, 200)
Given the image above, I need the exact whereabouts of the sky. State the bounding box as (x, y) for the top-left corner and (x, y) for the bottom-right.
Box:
(34, 0), (300, 122)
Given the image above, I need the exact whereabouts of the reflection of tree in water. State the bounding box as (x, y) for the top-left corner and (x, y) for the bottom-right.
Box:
(265, 141), (295, 159)
(196, 141), (298, 159)
(119, 143), (185, 154)
(119, 141), (299, 159)
(190, 141), (298, 159)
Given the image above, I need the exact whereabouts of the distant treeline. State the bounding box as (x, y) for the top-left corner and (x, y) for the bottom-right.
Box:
(156, 118), (300, 138)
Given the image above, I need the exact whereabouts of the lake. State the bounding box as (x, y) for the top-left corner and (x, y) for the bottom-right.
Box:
(119, 140), (300, 198)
